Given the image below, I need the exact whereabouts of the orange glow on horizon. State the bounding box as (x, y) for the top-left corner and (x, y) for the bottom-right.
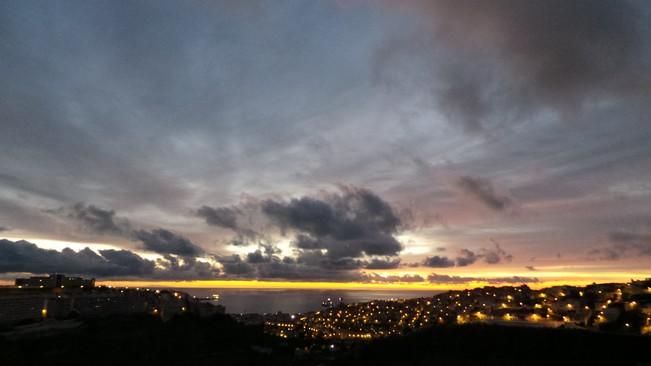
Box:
(2, 269), (649, 292)
(93, 274), (651, 291)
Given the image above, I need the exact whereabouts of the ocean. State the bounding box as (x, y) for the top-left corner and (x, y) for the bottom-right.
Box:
(178, 288), (442, 314)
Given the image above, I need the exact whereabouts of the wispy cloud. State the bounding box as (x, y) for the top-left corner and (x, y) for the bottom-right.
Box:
(427, 273), (538, 285)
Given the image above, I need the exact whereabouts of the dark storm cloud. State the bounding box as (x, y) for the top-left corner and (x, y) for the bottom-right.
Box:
(456, 176), (513, 211)
(427, 273), (538, 285)
(262, 187), (401, 239)
(239, 244), (282, 264)
(423, 244), (513, 268)
(218, 254), (256, 275)
(261, 187), (403, 259)
(0, 239), (131, 276)
(429, 0), (649, 100)
(0, 238), (223, 279)
(295, 249), (366, 271)
(220, 246), (405, 281)
(253, 261), (365, 282)
(66, 203), (131, 235)
(0, 239), (219, 279)
(422, 255), (455, 268)
(197, 206), (240, 231)
(60, 188), (409, 281)
(196, 205), (260, 244)
(455, 249), (479, 267)
(155, 254), (219, 280)
(204, 187), (407, 279)
(218, 253), (321, 280)
(379, 0), (651, 131)
(219, 253), (392, 282)
(57, 203), (206, 257)
(98, 249), (156, 276)
(246, 250), (270, 264)
(132, 229), (202, 257)
(364, 257), (401, 269)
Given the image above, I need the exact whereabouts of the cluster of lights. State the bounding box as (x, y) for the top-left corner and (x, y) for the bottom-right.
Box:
(25, 286), (194, 320)
(264, 281), (651, 340)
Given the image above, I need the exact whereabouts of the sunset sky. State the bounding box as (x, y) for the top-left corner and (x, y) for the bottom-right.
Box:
(1, 0), (651, 289)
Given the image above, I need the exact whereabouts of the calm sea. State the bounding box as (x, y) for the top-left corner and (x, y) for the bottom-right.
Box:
(177, 289), (442, 314)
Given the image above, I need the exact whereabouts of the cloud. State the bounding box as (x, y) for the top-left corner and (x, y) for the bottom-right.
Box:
(362, 273), (424, 283)
(455, 249), (478, 267)
(246, 249), (273, 264)
(525, 266), (537, 271)
(427, 273), (477, 284)
(589, 230), (651, 260)
(253, 261), (365, 282)
(132, 228), (203, 257)
(196, 205), (260, 242)
(206, 186), (406, 279)
(588, 247), (621, 261)
(97, 249), (156, 276)
(423, 243), (513, 268)
(0, 239), (218, 279)
(155, 254), (219, 279)
(219, 246), (403, 282)
(294, 249), (366, 271)
(33, 189), (410, 281)
(377, 0), (651, 131)
(364, 257), (402, 269)
(66, 203), (131, 235)
(609, 231), (651, 249)
(427, 273), (538, 285)
(261, 186), (403, 259)
(58, 203), (206, 257)
(422, 255), (455, 268)
(0, 226), (8, 232)
(218, 254), (256, 275)
(482, 240), (513, 264)
(0, 239), (129, 277)
(456, 176), (513, 211)
(218, 252), (367, 281)
(197, 205), (239, 230)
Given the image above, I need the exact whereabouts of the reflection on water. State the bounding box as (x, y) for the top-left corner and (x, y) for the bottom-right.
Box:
(178, 288), (442, 314)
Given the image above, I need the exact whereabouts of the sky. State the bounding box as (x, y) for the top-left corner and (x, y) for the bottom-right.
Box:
(1, 0), (651, 289)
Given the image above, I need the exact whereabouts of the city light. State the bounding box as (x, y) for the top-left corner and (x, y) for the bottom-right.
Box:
(263, 280), (651, 340)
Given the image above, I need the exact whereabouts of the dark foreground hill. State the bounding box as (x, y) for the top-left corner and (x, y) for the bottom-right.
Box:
(333, 324), (651, 366)
(1, 314), (650, 366)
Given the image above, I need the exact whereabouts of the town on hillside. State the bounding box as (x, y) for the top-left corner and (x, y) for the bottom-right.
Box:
(264, 279), (651, 340)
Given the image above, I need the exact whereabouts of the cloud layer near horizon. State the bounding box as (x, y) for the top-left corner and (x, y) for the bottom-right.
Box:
(0, 239), (216, 279)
